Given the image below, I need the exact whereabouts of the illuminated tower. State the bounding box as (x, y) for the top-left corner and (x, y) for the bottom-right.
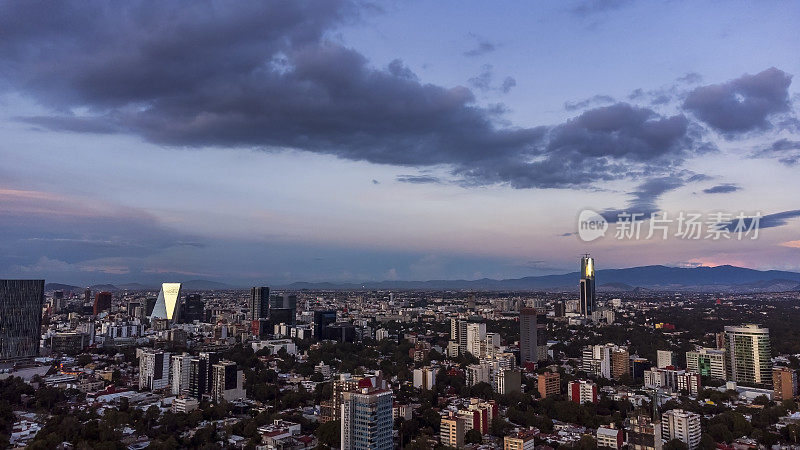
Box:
(149, 282), (183, 322)
(579, 254), (596, 317)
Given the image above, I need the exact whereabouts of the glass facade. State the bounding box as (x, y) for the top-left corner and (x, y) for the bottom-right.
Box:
(0, 280), (44, 361)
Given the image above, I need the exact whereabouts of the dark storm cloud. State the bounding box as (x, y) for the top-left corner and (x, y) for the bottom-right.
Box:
(0, 1), (724, 191)
(463, 33), (497, 57)
(682, 67), (794, 133)
(601, 176), (687, 223)
(719, 209), (800, 232)
(396, 175), (441, 184)
(752, 138), (800, 166)
(456, 103), (700, 189)
(702, 184), (740, 194)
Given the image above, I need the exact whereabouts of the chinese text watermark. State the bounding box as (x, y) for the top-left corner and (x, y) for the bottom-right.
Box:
(577, 210), (761, 242)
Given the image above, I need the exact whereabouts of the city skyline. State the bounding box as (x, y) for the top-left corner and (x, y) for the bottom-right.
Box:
(1, 1), (799, 285)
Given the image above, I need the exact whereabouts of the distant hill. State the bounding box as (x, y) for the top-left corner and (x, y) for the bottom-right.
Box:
(182, 279), (233, 290)
(44, 283), (83, 292)
(90, 284), (119, 292)
(46, 279), (232, 292)
(42, 265), (800, 293)
(598, 282), (636, 292)
(115, 283), (154, 291)
(280, 264), (800, 292)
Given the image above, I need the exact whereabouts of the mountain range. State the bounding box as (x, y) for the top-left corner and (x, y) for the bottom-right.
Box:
(279, 265), (800, 292)
(43, 264), (800, 293)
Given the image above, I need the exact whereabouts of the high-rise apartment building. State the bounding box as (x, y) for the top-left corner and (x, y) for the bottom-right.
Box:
(413, 367), (437, 390)
(520, 308), (538, 365)
(627, 415), (663, 450)
(686, 348), (727, 380)
(611, 347), (630, 379)
(568, 380), (597, 404)
(450, 318), (468, 356)
(340, 380), (393, 450)
(724, 324), (772, 385)
(0, 280), (44, 362)
(582, 344), (613, 379)
(773, 367), (797, 401)
(661, 409), (701, 450)
(139, 349), (171, 391)
(466, 322), (486, 356)
(171, 353), (193, 395)
(211, 360), (246, 402)
(440, 411), (465, 448)
(320, 373), (365, 422)
(644, 368), (701, 396)
(537, 372), (561, 398)
(495, 369), (522, 395)
(656, 350), (674, 369)
(579, 255), (596, 316)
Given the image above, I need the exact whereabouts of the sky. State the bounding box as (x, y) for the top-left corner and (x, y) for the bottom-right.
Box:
(1, 0), (799, 286)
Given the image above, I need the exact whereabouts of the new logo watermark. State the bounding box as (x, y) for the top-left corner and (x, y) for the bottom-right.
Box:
(577, 209), (608, 242)
(576, 210), (761, 242)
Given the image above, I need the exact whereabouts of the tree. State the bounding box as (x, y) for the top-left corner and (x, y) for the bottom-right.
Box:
(310, 372), (324, 382)
(699, 433), (716, 450)
(317, 420), (340, 447)
(465, 429), (482, 444)
(490, 417), (513, 437)
(752, 395), (770, 406)
(575, 435), (597, 450)
(664, 439), (689, 450)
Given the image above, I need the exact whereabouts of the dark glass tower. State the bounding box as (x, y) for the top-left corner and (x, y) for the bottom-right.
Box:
(249, 286), (269, 321)
(0, 280), (45, 361)
(183, 294), (205, 323)
(520, 308), (538, 365)
(579, 255), (596, 317)
(313, 310), (337, 339)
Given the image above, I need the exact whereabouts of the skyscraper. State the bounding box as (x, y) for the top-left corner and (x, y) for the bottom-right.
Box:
(340, 380), (394, 450)
(520, 308), (538, 365)
(149, 283), (182, 322)
(579, 255), (596, 316)
(250, 286), (269, 321)
(189, 351), (220, 399)
(724, 324), (772, 385)
(93, 291), (112, 315)
(314, 310), (337, 339)
(182, 294), (205, 323)
(0, 280), (45, 362)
